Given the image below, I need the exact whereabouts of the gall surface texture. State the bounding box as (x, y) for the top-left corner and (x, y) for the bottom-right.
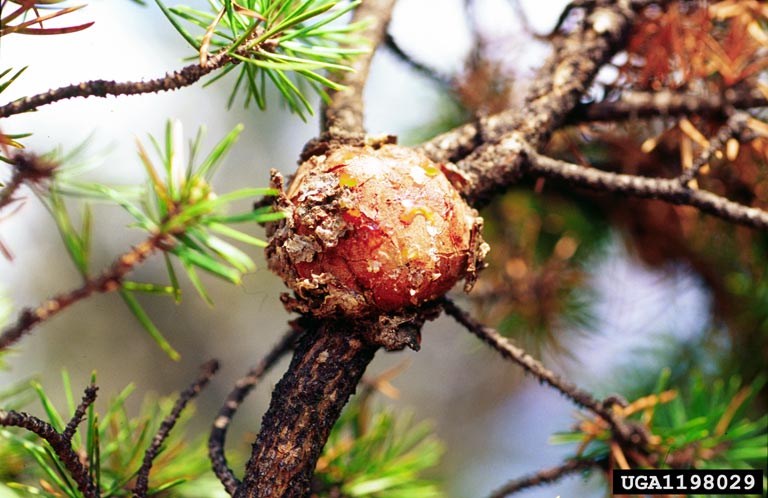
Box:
(267, 144), (487, 318)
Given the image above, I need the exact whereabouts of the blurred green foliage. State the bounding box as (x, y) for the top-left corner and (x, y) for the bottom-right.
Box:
(0, 372), (223, 497)
(472, 189), (611, 356)
(316, 393), (444, 498)
(553, 370), (768, 498)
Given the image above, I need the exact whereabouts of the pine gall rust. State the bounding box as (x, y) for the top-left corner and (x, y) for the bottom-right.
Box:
(267, 144), (488, 319)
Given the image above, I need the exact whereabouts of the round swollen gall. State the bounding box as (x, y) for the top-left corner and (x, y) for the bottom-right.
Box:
(267, 144), (488, 318)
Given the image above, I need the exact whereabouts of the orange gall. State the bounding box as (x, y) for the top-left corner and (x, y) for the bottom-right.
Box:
(267, 144), (488, 318)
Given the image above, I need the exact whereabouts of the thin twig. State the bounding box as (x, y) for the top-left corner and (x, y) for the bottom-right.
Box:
(322, 0), (398, 137)
(0, 408), (99, 498)
(62, 385), (98, 441)
(133, 359), (220, 498)
(678, 112), (751, 185)
(0, 232), (170, 352)
(384, 33), (454, 90)
(209, 328), (301, 496)
(487, 458), (601, 498)
(441, 297), (632, 442)
(567, 88), (768, 124)
(0, 25), (280, 119)
(442, 298), (606, 413)
(516, 141), (768, 230)
(0, 60), (221, 119)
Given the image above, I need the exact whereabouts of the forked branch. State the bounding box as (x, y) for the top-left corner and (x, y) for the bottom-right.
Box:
(418, 1), (647, 167)
(0, 388), (99, 498)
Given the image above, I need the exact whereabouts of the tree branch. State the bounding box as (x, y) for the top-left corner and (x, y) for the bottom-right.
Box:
(442, 299), (605, 414)
(418, 0), (647, 169)
(0, 407), (99, 498)
(0, 232), (170, 351)
(487, 458), (602, 498)
(0, 22), (292, 120)
(209, 329), (301, 496)
(0, 56), (229, 119)
(518, 142), (768, 230)
(62, 384), (98, 442)
(133, 360), (219, 498)
(321, 0), (397, 137)
(567, 87), (768, 124)
(441, 297), (636, 444)
(234, 322), (377, 498)
(678, 112), (751, 185)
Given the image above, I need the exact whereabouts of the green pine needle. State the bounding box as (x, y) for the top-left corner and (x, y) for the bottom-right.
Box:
(156, 0), (367, 117)
(119, 289), (181, 361)
(0, 66), (27, 94)
(553, 370), (768, 479)
(317, 397), (444, 498)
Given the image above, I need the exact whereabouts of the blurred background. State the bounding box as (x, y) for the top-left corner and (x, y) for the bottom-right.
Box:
(1, 1), (765, 497)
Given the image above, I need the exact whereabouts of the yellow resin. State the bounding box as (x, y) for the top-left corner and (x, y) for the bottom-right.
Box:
(399, 207), (434, 225)
(419, 160), (440, 176)
(339, 171), (358, 187)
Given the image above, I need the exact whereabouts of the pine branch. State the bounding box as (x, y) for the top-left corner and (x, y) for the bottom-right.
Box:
(0, 407), (99, 498)
(567, 87), (768, 124)
(0, 26), (279, 119)
(515, 140), (768, 230)
(418, 0), (648, 167)
(0, 232), (170, 352)
(133, 359), (219, 498)
(322, 0), (397, 137)
(487, 458), (601, 498)
(209, 328), (301, 496)
(235, 2), (657, 496)
(62, 384), (98, 441)
(0, 60), (221, 119)
(441, 297), (635, 444)
(234, 322), (377, 498)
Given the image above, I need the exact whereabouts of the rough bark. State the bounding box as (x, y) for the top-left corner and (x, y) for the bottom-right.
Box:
(234, 323), (377, 498)
(321, 0), (398, 137)
(420, 1), (641, 205)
